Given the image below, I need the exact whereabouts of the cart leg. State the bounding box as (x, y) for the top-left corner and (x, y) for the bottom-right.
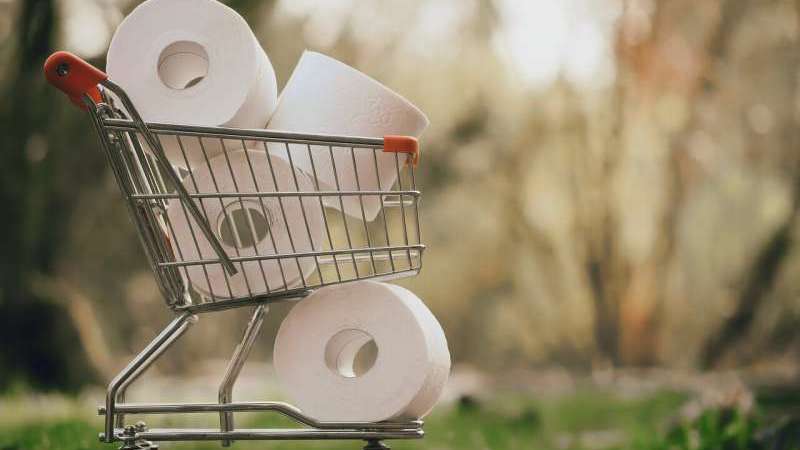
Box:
(363, 439), (391, 450)
(218, 305), (268, 447)
(115, 314), (194, 428)
(113, 319), (193, 450)
(104, 312), (197, 443)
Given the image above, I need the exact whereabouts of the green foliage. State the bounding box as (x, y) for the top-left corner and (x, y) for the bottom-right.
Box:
(0, 420), (100, 450)
(631, 408), (796, 450)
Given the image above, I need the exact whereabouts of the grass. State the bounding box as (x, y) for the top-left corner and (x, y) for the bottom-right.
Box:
(0, 388), (689, 450)
(635, 408), (759, 450)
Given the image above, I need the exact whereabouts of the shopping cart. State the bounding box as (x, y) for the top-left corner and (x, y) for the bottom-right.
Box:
(44, 51), (425, 450)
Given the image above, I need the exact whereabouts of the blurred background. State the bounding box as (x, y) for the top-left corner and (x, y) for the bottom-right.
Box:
(3, 0), (800, 449)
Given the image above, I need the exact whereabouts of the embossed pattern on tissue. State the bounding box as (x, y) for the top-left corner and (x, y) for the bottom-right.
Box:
(349, 95), (396, 128)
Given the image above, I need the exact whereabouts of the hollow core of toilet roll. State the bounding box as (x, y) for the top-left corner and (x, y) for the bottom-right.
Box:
(324, 329), (378, 378)
(217, 200), (274, 249)
(157, 41), (209, 90)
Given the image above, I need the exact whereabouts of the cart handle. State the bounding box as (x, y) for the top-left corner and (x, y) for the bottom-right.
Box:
(44, 51), (105, 110)
(383, 135), (420, 166)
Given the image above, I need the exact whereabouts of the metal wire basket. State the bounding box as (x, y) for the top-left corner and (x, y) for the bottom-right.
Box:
(44, 51), (425, 450)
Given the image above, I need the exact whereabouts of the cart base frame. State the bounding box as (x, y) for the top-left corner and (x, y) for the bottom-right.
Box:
(99, 304), (423, 449)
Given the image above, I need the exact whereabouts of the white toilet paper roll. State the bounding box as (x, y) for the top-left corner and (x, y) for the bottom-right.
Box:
(267, 51), (428, 221)
(273, 280), (450, 422)
(108, 0), (278, 169)
(166, 150), (324, 298)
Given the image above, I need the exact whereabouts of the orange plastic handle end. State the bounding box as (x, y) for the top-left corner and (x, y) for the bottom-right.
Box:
(383, 135), (420, 166)
(44, 51), (106, 110)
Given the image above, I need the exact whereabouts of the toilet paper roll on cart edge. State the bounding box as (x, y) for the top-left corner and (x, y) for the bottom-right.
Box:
(266, 51), (428, 221)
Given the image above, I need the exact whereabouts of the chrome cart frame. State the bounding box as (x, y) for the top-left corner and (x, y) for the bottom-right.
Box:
(44, 51), (425, 450)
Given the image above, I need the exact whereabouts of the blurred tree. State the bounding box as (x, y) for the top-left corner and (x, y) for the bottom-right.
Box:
(0, 0), (96, 391)
(700, 0), (800, 368)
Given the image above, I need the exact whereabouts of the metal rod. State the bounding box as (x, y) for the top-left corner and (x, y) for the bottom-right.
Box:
(104, 312), (196, 442)
(157, 245), (425, 268)
(114, 315), (194, 428)
(315, 252), (416, 265)
(101, 79), (237, 276)
(170, 269), (421, 314)
(85, 98), (183, 308)
(129, 190), (420, 201)
(177, 290), (306, 313)
(101, 118), (386, 148)
(218, 305), (267, 446)
(134, 428), (423, 442)
(98, 401), (421, 430)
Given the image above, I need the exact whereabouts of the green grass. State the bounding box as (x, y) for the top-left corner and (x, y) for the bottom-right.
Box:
(0, 388), (688, 450)
(0, 420), (100, 450)
(633, 408), (759, 450)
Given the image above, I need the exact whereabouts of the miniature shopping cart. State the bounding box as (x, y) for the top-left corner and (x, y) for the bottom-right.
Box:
(44, 51), (425, 450)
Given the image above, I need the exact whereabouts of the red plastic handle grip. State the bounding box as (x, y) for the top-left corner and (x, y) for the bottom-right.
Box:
(383, 135), (420, 166)
(43, 51), (106, 110)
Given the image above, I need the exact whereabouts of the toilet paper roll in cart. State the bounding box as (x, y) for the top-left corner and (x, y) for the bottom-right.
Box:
(107, 0), (279, 170)
(268, 51), (429, 222)
(44, 51), (428, 450)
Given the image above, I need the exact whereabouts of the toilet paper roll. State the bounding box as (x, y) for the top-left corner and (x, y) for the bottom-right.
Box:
(273, 280), (450, 422)
(108, 0), (278, 169)
(267, 51), (428, 221)
(166, 149), (325, 298)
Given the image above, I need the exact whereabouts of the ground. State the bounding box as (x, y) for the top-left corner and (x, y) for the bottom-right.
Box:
(0, 387), (731, 450)
(3, 368), (799, 450)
